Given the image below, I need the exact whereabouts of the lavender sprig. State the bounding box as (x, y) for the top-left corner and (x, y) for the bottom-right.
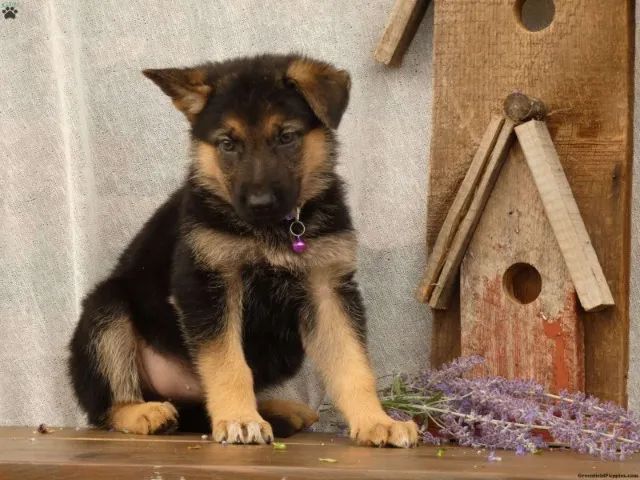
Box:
(381, 356), (640, 460)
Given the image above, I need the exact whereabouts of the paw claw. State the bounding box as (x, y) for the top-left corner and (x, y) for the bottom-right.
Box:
(213, 418), (273, 444)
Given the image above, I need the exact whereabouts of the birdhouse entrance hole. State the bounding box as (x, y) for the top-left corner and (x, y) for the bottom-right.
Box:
(503, 262), (542, 304)
(516, 0), (555, 32)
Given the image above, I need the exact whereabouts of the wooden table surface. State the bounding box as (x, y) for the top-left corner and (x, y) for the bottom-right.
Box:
(0, 427), (638, 479)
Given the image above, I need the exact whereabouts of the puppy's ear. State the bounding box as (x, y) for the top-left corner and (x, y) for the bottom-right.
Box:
(286, 58), (351, 129)
(142, 67), (212, 121)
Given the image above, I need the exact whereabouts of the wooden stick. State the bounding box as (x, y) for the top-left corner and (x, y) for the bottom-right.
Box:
(515, 120), (615, 311)
(374, 0), (429, 66)
(429, 118), (516, 309)
(416, 116), (504, 303)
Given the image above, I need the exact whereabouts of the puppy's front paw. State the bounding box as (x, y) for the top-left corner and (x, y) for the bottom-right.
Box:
(213, 416), (274, 444)
(352, 418), (418, 448)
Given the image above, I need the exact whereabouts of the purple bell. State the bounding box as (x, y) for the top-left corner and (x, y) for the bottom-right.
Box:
(292, 236), (306, 253)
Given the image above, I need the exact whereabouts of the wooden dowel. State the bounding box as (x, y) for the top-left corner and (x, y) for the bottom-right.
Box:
(503, 92), (547, 123)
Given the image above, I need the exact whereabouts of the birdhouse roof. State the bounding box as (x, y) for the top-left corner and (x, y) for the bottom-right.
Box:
(418, 116), (613, 312)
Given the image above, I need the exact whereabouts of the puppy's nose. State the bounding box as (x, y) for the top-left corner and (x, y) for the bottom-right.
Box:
(247, 192), (276, 209)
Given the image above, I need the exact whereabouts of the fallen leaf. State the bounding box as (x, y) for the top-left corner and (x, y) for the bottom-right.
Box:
(273, 442), (287, 450)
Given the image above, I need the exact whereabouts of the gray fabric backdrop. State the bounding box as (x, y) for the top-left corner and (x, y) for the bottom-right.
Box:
(0, 1), (636, 427)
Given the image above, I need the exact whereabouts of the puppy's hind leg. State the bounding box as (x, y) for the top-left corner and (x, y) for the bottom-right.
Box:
(69, 279), (178, 434)
(258, 399), (319, 438)
(109, 401), (178, 435)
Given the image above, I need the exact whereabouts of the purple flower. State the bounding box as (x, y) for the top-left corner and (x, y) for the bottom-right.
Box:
(381, 356), (640, 461)
(420, 429), (442, 446)
(388, 408), (412, 422)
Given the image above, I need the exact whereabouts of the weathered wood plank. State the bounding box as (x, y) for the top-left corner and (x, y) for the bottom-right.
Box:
(429, 118), (515, 309)
(417, 115), (504, 303)
(427, 0), (632, 405)
(374, 0), (429, 66)
(516, 120), (614, 312)
(0, 428), (638, 479)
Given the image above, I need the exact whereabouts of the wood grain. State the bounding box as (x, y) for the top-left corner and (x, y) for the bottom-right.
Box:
(417, 115), (504, 303)
(374, 0), (430, 66)
(0, 427), (638, 479)
(427, 0), (632, 405)
(461, 143), (583, 393)
(429, 118), (515, 309)
(516, 120), (614, 312)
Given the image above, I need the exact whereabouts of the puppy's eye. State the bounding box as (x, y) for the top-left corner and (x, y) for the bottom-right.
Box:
(218, 138), (236, 152)
(278, 131), (298, 145)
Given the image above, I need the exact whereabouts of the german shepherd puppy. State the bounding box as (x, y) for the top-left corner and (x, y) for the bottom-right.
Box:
(68, 54), (418, 447)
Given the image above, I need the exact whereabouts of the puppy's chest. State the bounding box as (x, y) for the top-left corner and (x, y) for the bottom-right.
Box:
(240, 263), (308, 343)
(240, 263), (308, 389)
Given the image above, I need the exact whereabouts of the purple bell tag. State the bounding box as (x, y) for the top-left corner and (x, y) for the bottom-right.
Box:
(289, 207), (306, 254)
(292, 236), (306, 253)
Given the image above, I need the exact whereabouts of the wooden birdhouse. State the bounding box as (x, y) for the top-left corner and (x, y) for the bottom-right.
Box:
(417, 94), (614, 393)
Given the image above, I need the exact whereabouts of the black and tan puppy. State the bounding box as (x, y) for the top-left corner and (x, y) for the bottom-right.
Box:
(68, 54), (418, 447)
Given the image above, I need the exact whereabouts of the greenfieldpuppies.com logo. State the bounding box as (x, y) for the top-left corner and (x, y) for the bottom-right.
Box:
(2, 1), (18, 19)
